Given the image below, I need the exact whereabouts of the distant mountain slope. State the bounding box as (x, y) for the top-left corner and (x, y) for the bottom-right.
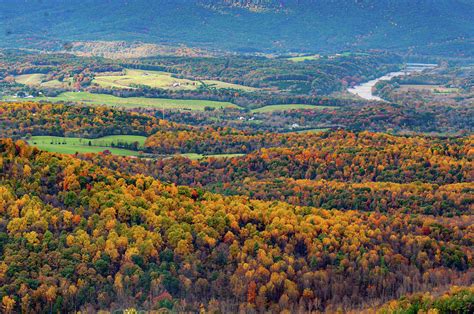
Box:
(1, 0), (473, 55)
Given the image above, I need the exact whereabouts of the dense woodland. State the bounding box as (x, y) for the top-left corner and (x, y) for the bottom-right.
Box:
(0, 102), (183, 140)
(0, 99), (472, 311)
(376, 285), (473, 313)
(84, 131), (474, 217)
(0, 139), (472, 313)
(1, 100), (472, 143)
(163, 103), (473, 135)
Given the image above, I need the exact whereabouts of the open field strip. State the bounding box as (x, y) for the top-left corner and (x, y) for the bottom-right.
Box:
(27, 135), (147, 156)
(14, 74), (72, 88)
(288, 55), (320, 62)
(14, 74), (46, 85)
(29, 135), (147, 147)
(4, 92), (239, 111)
(93, 69), (258, 92)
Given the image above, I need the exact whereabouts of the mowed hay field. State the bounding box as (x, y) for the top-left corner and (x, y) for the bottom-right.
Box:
(252, 104), (337, 113)
(9, 92), (239, 111)
(14, 74), (46, 85)
(201, 80), (258, 92)
(14, 74), (71, 88)
(93, 69), (258, 92)
(288, 54), (320, 62)
(27, 135), (147, 156)
(27, 136), (246, 159)
(93, 69), (198, 90)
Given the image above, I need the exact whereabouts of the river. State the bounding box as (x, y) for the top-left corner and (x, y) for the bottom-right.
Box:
(347, 63), (437, 101)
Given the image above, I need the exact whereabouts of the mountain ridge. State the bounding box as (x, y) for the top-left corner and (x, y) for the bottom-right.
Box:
(1, 0), (473, 55)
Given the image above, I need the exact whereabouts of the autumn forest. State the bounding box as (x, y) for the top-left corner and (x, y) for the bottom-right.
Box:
(0, 2), (473, 312)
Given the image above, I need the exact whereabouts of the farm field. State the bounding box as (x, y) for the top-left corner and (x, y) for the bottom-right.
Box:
(6, 92), (239, 110)
(288, 54), (320, 62)
(93, 69), (197, 90)
(14, 74), (71, 88)
(93, 69), (258, 91)
(39, 79), (69, 88)
(27, 135), (147, 156)
(14, 73), (46, 85)
(29, 135), (147, 147)
(252, 104), (337, 113)
(287, 52), (367, 62)
(201, 79), (258, 91)
(27, 136), (245, 159)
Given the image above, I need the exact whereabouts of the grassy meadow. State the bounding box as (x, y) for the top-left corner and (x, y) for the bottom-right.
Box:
(6, 92), (239, 111)
(27, 135), (147, 156)
(14, 74), (71, 88)
(14, 74), (46, 85)
(93, 69), (257, 92)
(93, 69), (198, 90)
(27, 136), (245, 159)
(288, 55), (320, 62)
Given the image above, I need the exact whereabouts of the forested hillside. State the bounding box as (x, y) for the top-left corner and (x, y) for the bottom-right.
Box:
(1, 0), (473, 55)
(86, 130), (474, 216)
(0, 98), (472, 312)
(1, 0), (473, 312)
(0, 139), (472, 312)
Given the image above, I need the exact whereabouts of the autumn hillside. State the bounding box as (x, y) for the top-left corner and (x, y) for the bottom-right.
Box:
(0, 139), (473, 312)
(91, 131), (474, 217)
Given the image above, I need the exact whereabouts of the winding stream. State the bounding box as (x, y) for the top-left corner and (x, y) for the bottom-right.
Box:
(347, 63), (437, 101)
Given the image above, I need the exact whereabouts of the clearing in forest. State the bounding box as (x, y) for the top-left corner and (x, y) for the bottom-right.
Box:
(93, 69), (258, 91)
(27, 135), (147, 156)
(7, 91), (239, 111)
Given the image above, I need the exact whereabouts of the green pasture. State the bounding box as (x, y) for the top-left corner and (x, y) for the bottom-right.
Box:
(27, 135), (147, 156)
(6, 92), (239, 111)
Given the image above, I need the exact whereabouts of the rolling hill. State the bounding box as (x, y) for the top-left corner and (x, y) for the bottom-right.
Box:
(1, 0), (473, 55)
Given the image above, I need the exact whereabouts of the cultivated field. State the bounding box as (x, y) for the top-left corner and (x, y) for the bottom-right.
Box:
(288, 55), (320, 62)
(93, 69), (198, 90)
(8, 92), (239, 110)
(14, 74), (46, 85)
(27, 135), (147, 156)
(201, 80), (258, 91)
(27, 136), (246, 159)
(29, 135), (147, 147)
(14, 74), (71, 88)
(252, 104), (337, 113)
(93, 69), (258, 92)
